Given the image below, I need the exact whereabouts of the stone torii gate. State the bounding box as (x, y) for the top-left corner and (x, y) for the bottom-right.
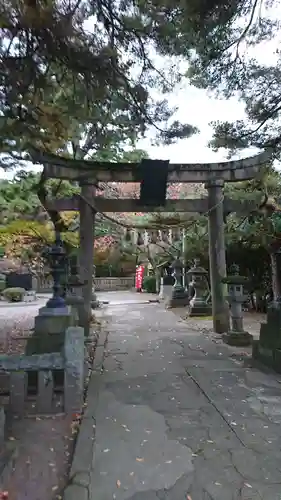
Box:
(33, 149), (270, 334)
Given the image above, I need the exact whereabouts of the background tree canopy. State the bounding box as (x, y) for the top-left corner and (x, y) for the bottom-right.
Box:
(174, 0), (281, 157)
(115, 0), (279, 157)
(0, 0), (200, 168)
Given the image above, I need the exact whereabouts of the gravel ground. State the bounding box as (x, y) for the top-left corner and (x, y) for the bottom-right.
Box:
(0, 299), (48, 354)
(2, 414), (75, 500)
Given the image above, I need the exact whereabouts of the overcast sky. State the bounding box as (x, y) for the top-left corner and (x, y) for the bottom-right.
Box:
(1, 3), (280, 180)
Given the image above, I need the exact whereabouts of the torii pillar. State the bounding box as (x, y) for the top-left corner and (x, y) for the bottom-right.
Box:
(205, 180), (230, 333)
(79, 182), (95, 335)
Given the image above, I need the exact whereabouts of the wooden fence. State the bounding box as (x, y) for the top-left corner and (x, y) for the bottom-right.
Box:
(35, 275), (135, 293)
(0, 327), (84, 416)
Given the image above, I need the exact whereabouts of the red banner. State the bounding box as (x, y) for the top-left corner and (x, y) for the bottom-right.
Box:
(135, 265), (145, 290)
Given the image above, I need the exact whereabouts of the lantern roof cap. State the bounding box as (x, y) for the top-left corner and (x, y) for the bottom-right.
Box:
(222, 264), (249, 284)
(186, 259), (208, 275)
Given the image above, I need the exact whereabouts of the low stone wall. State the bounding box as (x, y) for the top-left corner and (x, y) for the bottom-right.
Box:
(0, 326), (84, 415)
(35, 275), (134, 293)
(94, 276), (134, 291)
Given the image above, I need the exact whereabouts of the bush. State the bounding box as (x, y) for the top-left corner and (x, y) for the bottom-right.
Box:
(143, 275), (157, 294)
(3, 287), (25, 302)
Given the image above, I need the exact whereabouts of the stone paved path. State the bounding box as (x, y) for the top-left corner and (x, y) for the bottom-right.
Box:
(74, 292), (281, 500)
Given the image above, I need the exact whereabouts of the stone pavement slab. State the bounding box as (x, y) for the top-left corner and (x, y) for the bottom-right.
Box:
(68, 292), (281, 500)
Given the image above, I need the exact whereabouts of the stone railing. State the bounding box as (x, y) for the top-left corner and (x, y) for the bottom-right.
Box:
(35, 274), (134, 293)
(94, 276), (135, 291)
(0, 327), (84, 415)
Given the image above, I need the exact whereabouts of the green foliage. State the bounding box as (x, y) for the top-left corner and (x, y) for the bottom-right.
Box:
(0, 171), (79, 223)
(3, 287), (25, 302)
(143, 275), (157, 293)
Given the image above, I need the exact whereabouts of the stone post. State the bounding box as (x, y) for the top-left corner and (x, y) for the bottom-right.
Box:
(222, 264), (253, 346)
(64, 326), (84, 413)
(252, 246), (281, 371)
(91, 264), (99, 309)
(182, 228), (186, 289)
(79, 183), (95, 336)
(155, 267), (161, 294)
(205, 180), (230, 333)
(159, 276), (164, 300)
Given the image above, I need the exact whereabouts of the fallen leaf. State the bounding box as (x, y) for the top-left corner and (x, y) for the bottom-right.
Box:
(116, 480), (121, 488)
(136, 457), (144, 462)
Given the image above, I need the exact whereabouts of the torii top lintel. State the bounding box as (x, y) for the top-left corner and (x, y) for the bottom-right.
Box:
(32, 149), (271, 183)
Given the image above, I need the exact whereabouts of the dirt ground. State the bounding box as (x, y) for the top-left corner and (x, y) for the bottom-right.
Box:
(2, 414), (75, 500)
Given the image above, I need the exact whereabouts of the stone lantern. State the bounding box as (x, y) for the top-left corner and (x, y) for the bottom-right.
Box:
(65, 254), (84, 323)
(43, 231), (68, 309)
(29, 231), (72, 357)
(186, 259), (212, 317)
(222, 264), (253, 346)
(167, 256), (189, 307)
(159, 262), (174, 302)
